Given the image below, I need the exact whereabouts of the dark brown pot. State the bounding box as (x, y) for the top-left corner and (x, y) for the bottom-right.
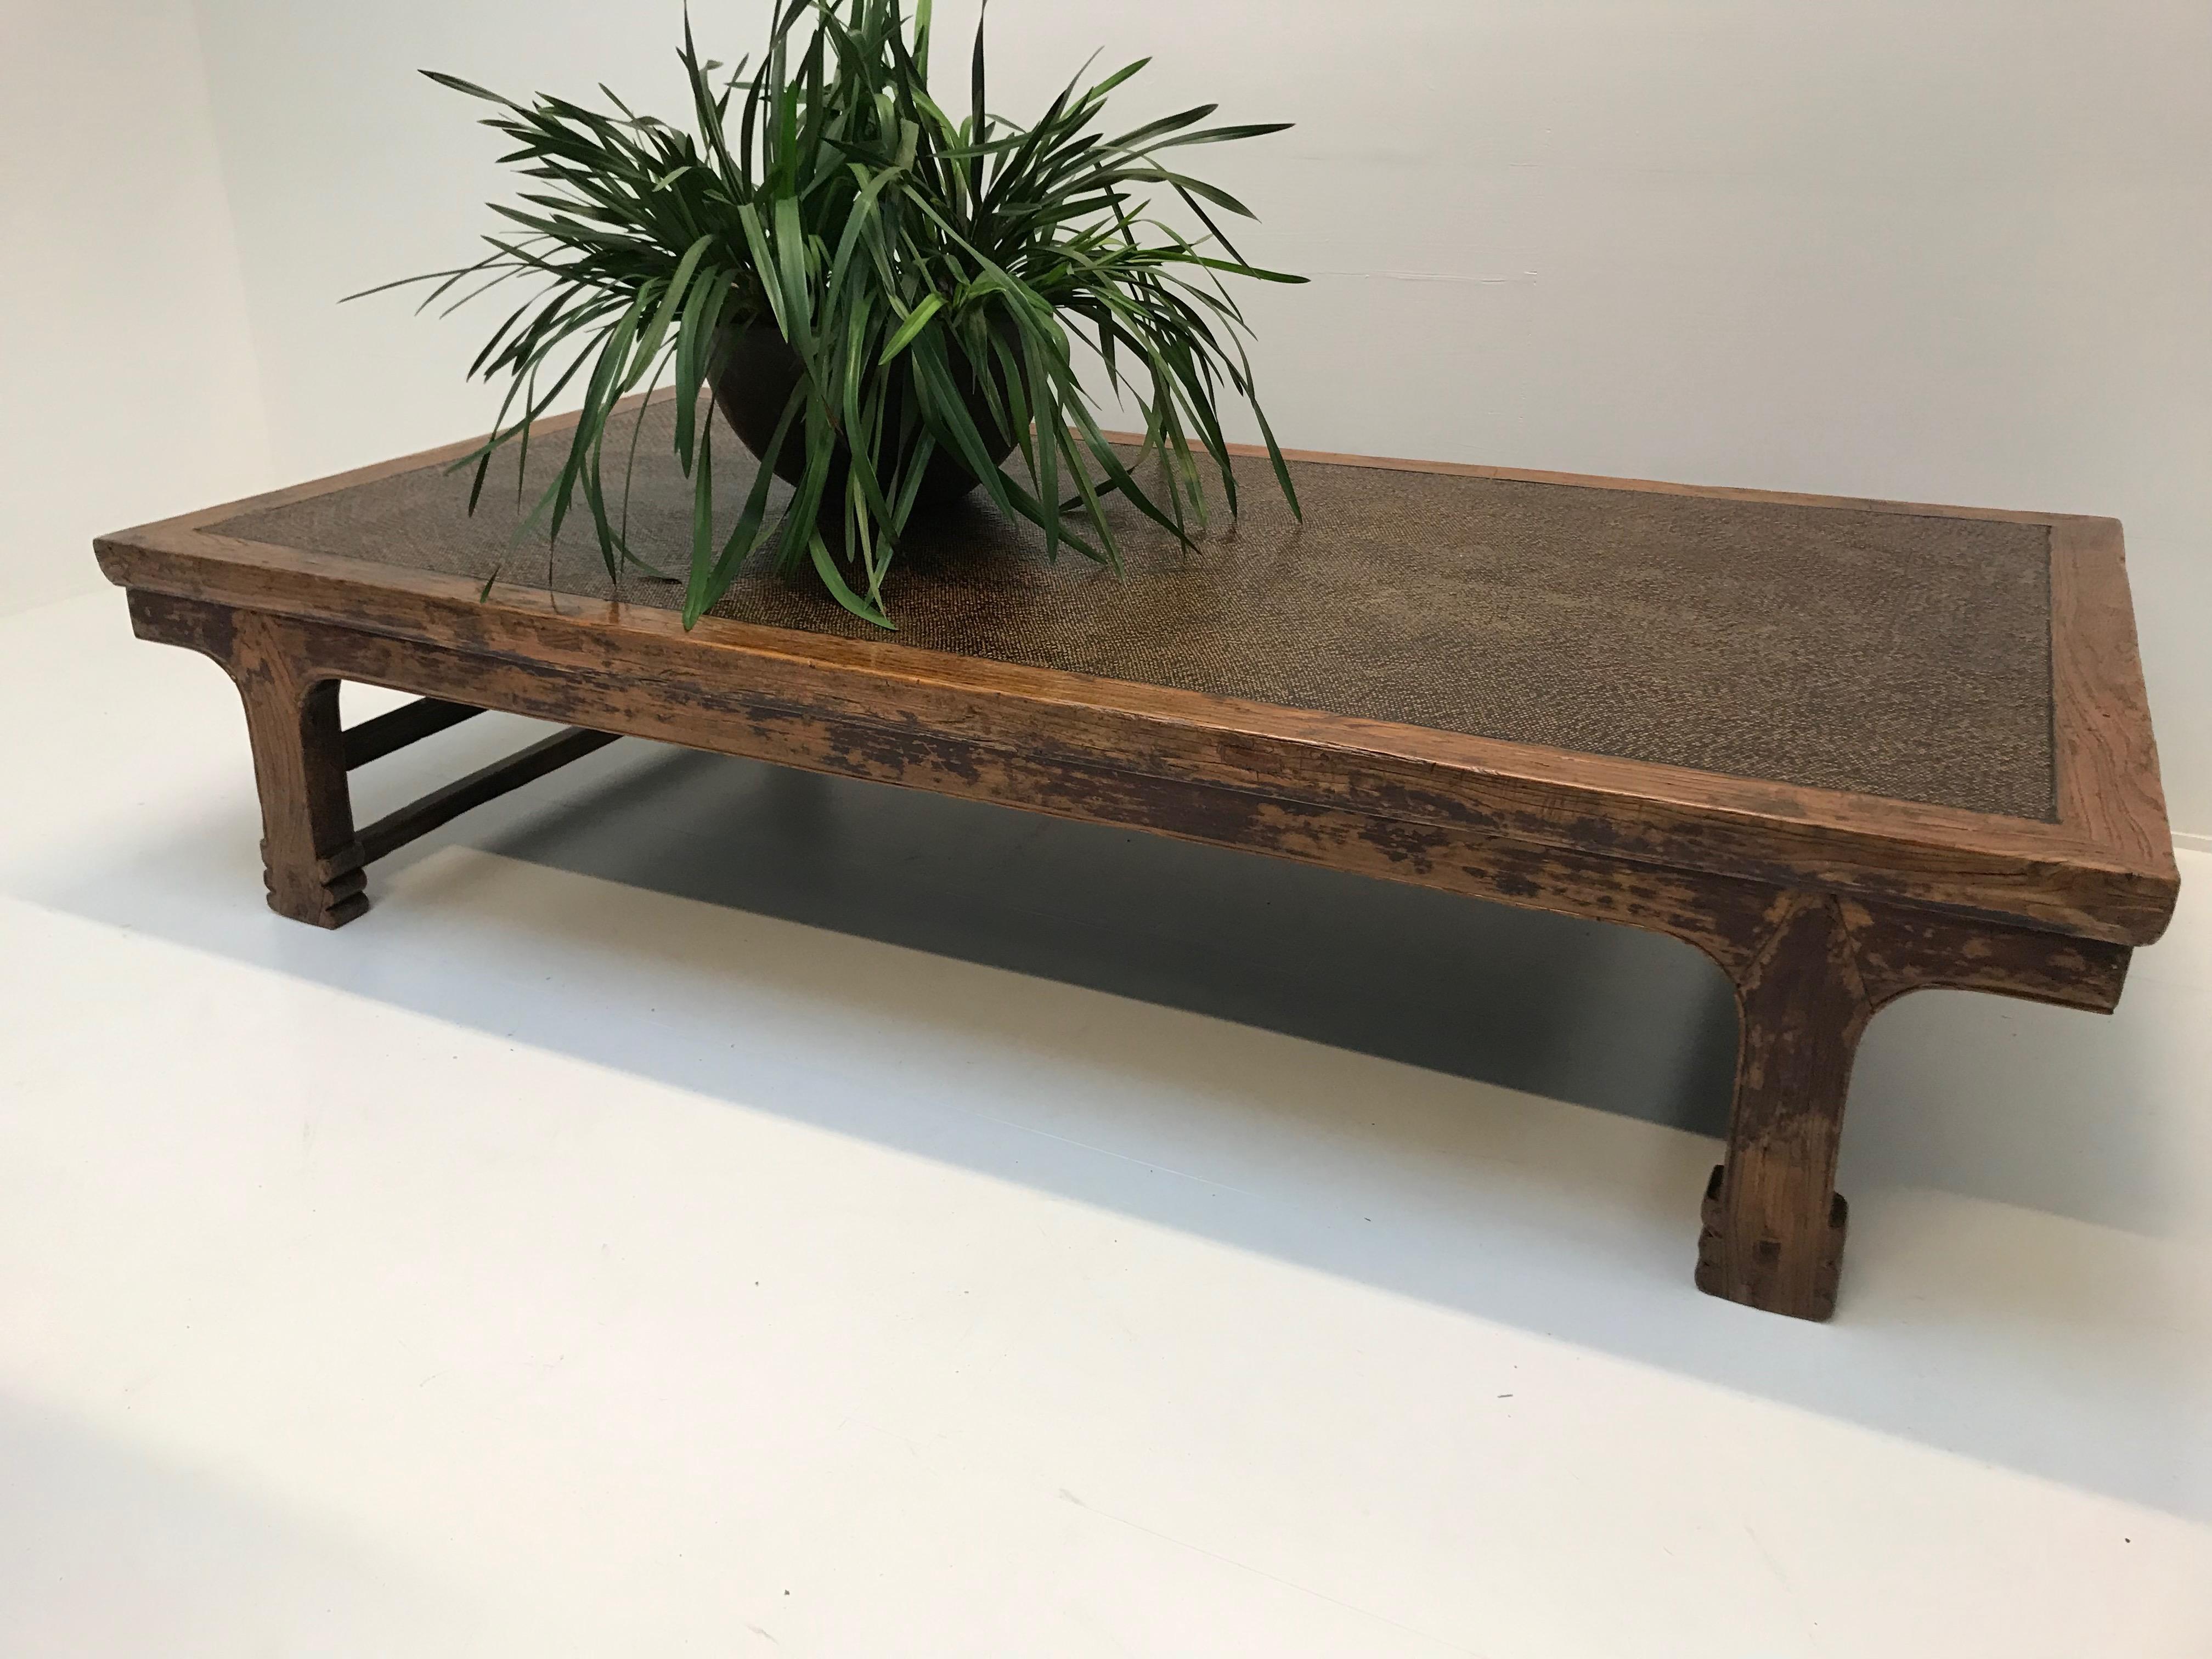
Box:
(710, 322), (1019, 514)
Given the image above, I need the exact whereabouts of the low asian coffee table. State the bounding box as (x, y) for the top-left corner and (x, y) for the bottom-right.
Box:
(96, 396), (2180, 1321)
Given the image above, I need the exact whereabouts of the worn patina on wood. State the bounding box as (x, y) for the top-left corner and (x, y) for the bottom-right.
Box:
(95, 394), (2179, 1321)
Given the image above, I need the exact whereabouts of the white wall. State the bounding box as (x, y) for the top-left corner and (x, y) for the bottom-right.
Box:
(0, 0), (274, 617)
(137, 3), (2212, 831)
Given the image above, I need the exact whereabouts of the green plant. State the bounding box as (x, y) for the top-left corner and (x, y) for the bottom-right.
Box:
(358, 0), (1305, 628)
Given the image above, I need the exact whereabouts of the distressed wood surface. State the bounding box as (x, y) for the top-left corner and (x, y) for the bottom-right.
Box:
(225, 609), (366, 929)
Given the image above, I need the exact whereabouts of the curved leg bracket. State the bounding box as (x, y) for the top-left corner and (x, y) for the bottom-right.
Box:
(229, 614), (369, 928)
(1693, 889), (2131, 1321)
(125, 592), (622, 930)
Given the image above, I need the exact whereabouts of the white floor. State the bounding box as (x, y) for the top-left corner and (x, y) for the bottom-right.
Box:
(3, 588), (2209, 1657)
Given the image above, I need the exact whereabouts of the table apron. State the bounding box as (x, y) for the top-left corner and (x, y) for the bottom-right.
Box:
(125, 585), (2132, 1013)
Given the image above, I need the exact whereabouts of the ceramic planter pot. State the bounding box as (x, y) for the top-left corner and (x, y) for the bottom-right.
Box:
(710, 322), (1019, 513)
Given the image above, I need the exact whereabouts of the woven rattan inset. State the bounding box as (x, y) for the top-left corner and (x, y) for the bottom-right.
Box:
(215, 399), (2056, 819)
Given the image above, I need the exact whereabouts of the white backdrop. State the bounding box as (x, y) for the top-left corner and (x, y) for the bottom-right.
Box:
(16, 1), (2212, 834)
(0, 0), (273, 617)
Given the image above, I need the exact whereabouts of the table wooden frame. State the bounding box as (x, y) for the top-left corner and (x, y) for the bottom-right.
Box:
(95, 403), (2180, 1321)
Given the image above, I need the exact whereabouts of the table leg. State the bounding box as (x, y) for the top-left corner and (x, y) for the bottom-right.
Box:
(1696, 891), (1871, 1321)
(227, 612), (368, 929)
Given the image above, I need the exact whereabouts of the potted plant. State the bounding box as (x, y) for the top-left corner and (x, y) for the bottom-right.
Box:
(362, 0), (1305, 628)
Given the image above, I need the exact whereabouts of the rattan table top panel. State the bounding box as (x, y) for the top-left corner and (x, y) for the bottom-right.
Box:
(214, 399), (2056, 819)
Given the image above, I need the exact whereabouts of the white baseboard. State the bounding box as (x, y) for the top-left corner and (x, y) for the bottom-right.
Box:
(2176, 831), (2212, 856)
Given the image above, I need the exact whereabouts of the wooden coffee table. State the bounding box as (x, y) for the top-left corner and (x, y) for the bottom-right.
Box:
(95, 395), (2179, 1321)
